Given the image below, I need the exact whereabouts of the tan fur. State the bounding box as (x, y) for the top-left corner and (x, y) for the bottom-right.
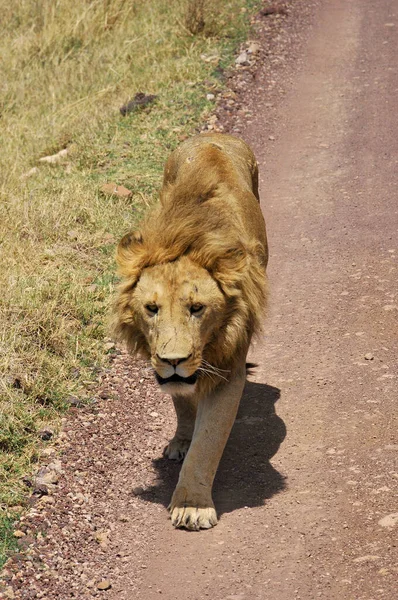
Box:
(114, 133), (268, 529)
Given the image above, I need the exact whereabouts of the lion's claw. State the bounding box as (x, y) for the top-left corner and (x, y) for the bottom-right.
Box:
(170, 505), (218, 530)
(163, 438), (191, 461)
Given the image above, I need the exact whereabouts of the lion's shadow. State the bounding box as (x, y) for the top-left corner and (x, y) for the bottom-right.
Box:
(140, 380), (287, 516)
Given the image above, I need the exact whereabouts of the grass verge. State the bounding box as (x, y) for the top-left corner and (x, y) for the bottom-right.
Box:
(0, 0), (261, 566)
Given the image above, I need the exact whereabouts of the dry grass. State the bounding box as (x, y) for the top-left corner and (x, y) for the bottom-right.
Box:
(0, 0), (260, 563)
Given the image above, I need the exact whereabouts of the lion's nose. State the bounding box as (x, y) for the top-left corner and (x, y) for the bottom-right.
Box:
(156, 353), (192, 367)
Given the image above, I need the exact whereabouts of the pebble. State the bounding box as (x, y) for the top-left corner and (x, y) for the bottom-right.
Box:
(39, 148), (68, 164)
(247, 41), (260, 54)
(4, 587), (15, 599)
(353, 555), (380, 563)
(132, 486), (144, 496)
(39, 429), (53, 441)
(364, 352), (374, 360)
(378, 513), (398, 528)
(206, 93), (215, 101)
(104, 342), (116, 352)
(13, 531), (25, 538)
(101, 183), (132, 199)
(97, 579), (112, 590)
(236, 51), (249, 66)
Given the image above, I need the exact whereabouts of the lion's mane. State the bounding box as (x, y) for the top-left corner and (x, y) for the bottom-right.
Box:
(114, 144), (268, 387)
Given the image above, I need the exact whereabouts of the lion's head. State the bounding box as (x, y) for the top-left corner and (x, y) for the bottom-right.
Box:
(113, 176), (267, 395)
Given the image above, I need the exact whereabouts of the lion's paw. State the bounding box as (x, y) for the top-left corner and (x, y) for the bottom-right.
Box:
(163, 437), (191, 462)
(170, 505), (218, 530)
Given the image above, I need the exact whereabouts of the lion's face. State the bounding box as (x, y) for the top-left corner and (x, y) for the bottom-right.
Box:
(131, 256), (226, 394)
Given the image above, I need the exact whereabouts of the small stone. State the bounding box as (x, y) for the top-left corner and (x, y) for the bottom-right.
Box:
(97, 580), (112, 590)
(383, 304), (397, 311)
(101, 183), (132, 199)
(95, 531), (109, 547)
(39, 148), (68, 164)
(32, 484), (49, 497)
(235, 51), (249, 66)
(353, 555), (380, 563)
(17, 535), (35, 550)
(21, 167), (39, 179)
(13, 530), (25, 538)
(119, 515), (129, 522)
(364, 353), (374, 361)
(65, 395), (82, 407)
(268, 135), (275, 141)
(132, 486), (144, 496)
(39, 429), (53, 441)
(206, 93), (215, 101)
(247, 41), (260, 54)
(4, 586), (15, 599)
(120, 93), (157, 116)
(378, 513), (398, 528)
(35, 468), (59, 485)
(104, 342), (116, 352)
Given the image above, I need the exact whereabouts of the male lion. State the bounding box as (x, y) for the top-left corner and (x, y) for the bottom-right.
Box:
(114, 133), (268, 530)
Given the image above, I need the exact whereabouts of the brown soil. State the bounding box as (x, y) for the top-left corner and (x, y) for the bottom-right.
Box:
(2, 0), (397, 598)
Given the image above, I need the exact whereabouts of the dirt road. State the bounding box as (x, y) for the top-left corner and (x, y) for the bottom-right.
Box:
(3, 0), (397, 598)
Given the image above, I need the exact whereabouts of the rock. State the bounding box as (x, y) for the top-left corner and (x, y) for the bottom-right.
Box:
(353, 555), (380, 563)
(132, 486), (144, 496)
(100, 183), (132, 199)
(13, 530), (25, 538)
(65, 395), (83, 407)
(383, 304), (397, 311)
(39, 429), (53, 441)
(260, 5), (288, 17)
(47, 459), (63, 473)
(21, 167), (39, 179)
(104, 342), (116, 352)
(35, 467), (59, 486)
(97, 579), (112, 590)
(4, 586), (15, 599)
(247, 41), (260, 54)
(32, 484), (49, 497)
(378, 513), (398, 528)
(95, 530), (109, 549)
(17, 535), (35, 550)
(364, 352), (374, 360)
(39, 148), (68, 164)
(235, 51), (249, 66)
(206, 93), (215, 101)
(120, 93), (157, 116)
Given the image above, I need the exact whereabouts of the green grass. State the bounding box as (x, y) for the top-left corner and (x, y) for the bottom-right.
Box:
(0, 0), (261, 564)
(0, 514), (20, 569)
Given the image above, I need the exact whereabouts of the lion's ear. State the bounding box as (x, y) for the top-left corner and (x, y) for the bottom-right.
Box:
(116, 230), (145, 281)
(211, 244), (248, 296)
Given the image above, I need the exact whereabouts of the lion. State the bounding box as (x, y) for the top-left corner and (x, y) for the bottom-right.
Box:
(114, 133), (268, 530)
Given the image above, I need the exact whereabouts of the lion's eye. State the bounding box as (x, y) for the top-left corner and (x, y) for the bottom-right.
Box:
(190, 303), (205, 315)
(145, 303), (159, 315)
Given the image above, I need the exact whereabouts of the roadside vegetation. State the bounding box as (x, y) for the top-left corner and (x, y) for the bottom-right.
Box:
(0, 0), (261, 565)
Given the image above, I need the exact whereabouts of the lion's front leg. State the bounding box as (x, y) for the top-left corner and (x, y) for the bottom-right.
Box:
(169, 366), (246, 530)
(163, 394), (198, 461)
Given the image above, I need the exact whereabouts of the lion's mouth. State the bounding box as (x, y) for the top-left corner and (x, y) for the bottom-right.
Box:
(155, 372), (198, 386)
